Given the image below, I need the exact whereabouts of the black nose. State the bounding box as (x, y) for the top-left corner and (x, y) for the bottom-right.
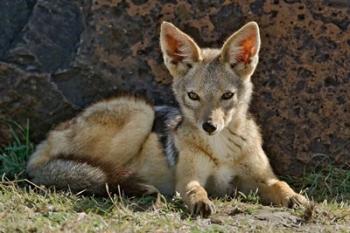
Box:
(202, 122), (217, 134)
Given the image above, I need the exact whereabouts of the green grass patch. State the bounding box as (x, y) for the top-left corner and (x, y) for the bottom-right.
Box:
(0, 120), (33, 179)
(284, 163), (350, 202)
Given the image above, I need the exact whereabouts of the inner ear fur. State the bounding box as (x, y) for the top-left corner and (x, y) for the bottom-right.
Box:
(221, 21), (261, 77)
(160, 21), (202, 77)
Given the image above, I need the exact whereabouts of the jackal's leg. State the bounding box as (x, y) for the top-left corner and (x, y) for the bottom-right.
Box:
(176, 149), (215, 218)
(239, 175), (310, 208)
(238, 147), (310, 208)
(73, 97), (156, 167)
(257, 179), (309, 208)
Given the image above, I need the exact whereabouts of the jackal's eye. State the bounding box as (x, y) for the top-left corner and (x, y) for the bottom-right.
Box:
(188, 91), (200, 101)
(221, 91), (234, 100)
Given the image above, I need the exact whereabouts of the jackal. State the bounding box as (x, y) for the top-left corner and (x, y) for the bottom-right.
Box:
(27, 21), (309, 217)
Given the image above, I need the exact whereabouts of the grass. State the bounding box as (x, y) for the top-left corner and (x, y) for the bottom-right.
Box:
(284, 164), (350, 202)
(0, 120), (33, 179)
(0, 123), (349, 232)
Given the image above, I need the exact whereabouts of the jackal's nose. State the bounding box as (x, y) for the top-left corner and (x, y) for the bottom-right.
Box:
(202, 122), (217, 134)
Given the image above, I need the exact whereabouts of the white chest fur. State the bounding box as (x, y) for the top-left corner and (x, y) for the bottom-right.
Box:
(205, 132), (243, 197)
(207, 165), (237, 197)
(208, 131), (242, 162)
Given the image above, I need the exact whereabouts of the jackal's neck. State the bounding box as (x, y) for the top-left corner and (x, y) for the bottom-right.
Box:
(227, 104), (250, 132)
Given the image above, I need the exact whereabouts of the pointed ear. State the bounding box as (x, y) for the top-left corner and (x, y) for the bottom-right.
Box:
(160, 21), (202, 77)
(221, 22), (261, 78)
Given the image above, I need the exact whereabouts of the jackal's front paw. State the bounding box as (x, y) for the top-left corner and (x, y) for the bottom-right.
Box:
(189, 198), (215, 218)
(284, 193), (310, 208)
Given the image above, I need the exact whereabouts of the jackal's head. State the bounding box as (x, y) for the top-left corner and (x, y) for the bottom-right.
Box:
(160, 21), (260, 135)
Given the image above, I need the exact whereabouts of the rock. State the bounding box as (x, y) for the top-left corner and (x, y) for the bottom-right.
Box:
(4, 0), (84, 73)
(0, 0), (36, 58)
(0, 62), (78, 141)
(0, 0), (349, 175)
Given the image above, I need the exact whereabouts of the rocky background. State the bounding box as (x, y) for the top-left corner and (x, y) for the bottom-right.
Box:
(0, 0), (349, 176)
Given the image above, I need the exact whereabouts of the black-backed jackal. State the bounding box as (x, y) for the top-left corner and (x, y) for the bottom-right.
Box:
(27, 21), (310, 217)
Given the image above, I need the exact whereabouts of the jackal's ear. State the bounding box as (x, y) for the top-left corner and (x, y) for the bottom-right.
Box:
(221, 22), (260, 78)
(160, 21), (202, 77)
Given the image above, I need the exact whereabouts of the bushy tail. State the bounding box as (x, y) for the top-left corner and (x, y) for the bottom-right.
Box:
(28, 159), (108, 195)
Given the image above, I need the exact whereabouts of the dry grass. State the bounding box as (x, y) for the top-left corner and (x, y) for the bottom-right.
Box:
(0, 123), (349, 232)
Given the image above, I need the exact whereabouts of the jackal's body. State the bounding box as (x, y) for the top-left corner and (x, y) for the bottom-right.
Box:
(27, 21), (309, 217)
(27, 97), (181, 196)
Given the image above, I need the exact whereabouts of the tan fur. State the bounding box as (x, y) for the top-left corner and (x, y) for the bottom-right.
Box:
(160, 21), (310, 216)
(27, 22), (310, 217)
(27, 95), (173, 195)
